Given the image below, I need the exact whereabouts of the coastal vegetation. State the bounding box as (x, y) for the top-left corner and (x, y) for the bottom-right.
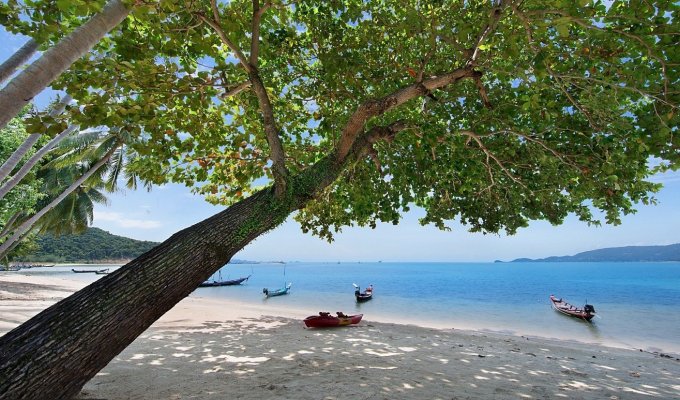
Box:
(13, 227), (158, 264)
(0, 0), (678, 399)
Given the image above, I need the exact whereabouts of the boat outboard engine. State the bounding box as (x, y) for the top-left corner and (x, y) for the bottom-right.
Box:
(355, 289), (360, 296)
(584, 304), (595, 314)
(263, 288), (268, 296)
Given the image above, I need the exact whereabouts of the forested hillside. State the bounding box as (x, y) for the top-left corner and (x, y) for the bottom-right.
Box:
(510, 243), (680, 262)
(16, 228), (159, 263)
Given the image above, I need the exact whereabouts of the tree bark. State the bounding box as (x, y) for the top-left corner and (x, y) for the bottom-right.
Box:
(0, 128), (382, 399)
(0, 0), (130, 130)
(0, 39), (39, 85)
(0, 134), (41, 183)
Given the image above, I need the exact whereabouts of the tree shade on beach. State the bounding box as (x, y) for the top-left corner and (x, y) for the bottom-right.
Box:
(0, 0), (678, 399)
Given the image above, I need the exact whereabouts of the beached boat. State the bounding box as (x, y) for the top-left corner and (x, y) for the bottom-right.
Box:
(72, 268), (108, 274)
(199, 275), (250, 287)
(304, 312), (363, 328)
(263, 282), (292, 297)
(353, 283), (373, 302)
(550, 295), (596, 321)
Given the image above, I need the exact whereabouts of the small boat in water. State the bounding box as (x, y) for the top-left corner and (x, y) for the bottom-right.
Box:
(353, 283), (373, 302)
(304, 312), (363, 328)
(72, 268), (108, 274)
(199, 275), (250, 287)
(550, 295), (596, 321)
(263, 282), (292, 297)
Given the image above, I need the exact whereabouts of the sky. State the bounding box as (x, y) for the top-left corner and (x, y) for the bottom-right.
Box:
(2, 28), (679, 262)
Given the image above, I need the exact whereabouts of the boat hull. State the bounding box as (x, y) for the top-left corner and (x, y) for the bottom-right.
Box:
(550, 295), (595, 321)
(304, 313), (363, 328)
(199, 275), (250, 287)
(263, 283), (292, 297)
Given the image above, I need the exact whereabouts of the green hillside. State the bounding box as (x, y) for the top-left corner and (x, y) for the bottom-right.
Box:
(17, 228), (159, 263)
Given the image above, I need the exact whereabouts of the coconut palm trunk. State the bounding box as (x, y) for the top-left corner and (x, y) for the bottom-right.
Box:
(0, 39), (39, 84)
(0, 124), (79, 200)
(0, 144), (118, 258)
(0, 0), (130, 130)
(0, 212), (21, 239)
(0, 95), (72, 183)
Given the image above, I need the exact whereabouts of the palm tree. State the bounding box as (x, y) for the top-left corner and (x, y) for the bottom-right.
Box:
(0, 130), (122, 256)
(0, 39), (39, 84)
(0, 95), (72, 183)
(0, 126), (147, 258)
(0, 0), (131, 130)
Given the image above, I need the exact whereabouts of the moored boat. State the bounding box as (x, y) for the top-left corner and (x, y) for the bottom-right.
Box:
(550, 295), (596, 321)
(72, 268), (107, 273)
(304, 312), (363, 328)
(263, 282), (292, 297)
(353, 283), (373, 302)
(199, 275), (250, 287)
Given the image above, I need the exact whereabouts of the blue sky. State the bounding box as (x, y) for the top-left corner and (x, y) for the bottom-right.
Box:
(2, 29), (679, 262)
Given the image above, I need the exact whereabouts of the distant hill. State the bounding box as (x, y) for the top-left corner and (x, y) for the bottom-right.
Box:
(16, 228), (160, 263)
(507, 243), (680, 262)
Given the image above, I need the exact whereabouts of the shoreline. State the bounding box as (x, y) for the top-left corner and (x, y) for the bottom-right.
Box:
(3, 271), (679, 357)
(2, 273), (679, 399)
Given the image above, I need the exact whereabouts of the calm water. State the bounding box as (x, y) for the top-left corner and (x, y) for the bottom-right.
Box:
(11, 262), (680, 354)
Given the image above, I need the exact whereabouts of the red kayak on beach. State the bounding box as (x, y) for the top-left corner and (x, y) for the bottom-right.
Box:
(304, 312), (363, 328)
(550, 295), (596, 321)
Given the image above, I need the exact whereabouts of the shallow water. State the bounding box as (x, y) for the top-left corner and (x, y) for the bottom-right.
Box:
(11, 261), (680, 354)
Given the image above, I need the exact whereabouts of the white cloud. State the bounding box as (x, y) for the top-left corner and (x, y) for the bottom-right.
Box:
(95, 211), (162, 229)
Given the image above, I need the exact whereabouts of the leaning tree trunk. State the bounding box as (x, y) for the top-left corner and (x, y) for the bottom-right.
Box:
(0, 186), (292, 399)
(0, 136), (365, 399)
(0, 39), (39, 84)
(0, 0), (130, 130)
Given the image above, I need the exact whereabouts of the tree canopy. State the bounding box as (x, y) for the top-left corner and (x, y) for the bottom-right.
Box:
(3, 0), (679, 238)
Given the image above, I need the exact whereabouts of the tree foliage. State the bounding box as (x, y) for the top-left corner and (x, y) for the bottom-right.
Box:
(5, 0), (679, 240)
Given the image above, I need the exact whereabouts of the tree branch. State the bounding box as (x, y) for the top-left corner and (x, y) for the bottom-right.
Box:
(200, 2), (288, 194)
(460, 130), (527, 189)
(220, 81), (252, 98)
(467, 0), (507, 67)
(335, 68), (478, 164)
(196, 8), (251, 73)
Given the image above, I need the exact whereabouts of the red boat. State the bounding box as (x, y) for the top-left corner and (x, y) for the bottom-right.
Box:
(550, 295), (596, 321)
(303, 312), (363, 328)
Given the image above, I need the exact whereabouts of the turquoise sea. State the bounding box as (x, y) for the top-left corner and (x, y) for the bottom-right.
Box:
(14, 262), (680, 354)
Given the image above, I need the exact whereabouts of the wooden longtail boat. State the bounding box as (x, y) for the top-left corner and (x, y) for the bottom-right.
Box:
(353, 283), (373, 302)
(199, 275), (250, 287)
(304, 312), (363, 328)
(550, 295), (596, 321)
(263, 282), (292, 297)
(72, 268), (108, 274)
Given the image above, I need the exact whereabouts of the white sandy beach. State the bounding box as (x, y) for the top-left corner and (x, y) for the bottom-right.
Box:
(1, 272), (679, 399)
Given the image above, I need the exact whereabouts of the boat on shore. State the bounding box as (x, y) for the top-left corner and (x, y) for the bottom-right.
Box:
(550, 295), (596, 321)
(199, 275), (250, 287)
(354, 283), (373, 302)
(263, 283), (292, 297)
(72, 268), (108, 274)
(304, 312), (363, 328)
